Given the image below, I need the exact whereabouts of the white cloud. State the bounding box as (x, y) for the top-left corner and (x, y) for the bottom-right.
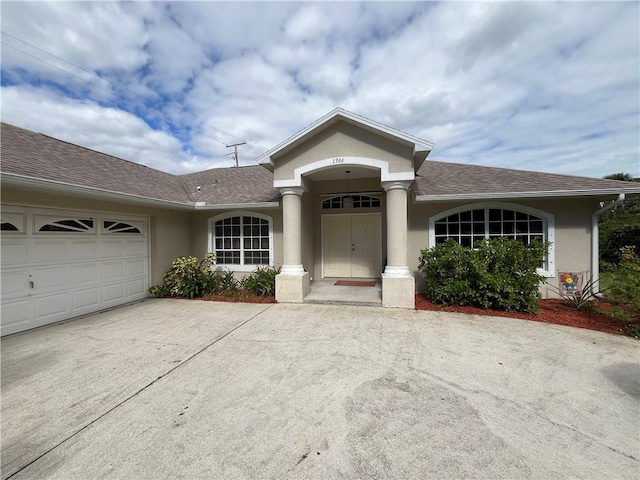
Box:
(0, 1), (638, 178)
(0, 85), (223, 174)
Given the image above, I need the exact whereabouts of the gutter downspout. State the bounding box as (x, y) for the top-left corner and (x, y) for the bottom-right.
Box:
(591, 193), (625, 295)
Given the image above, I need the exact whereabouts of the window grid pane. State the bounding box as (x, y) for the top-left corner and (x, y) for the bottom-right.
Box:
(434, 209), (546, 265)
(322, 195), (381, 209)
(214, 216), (270, 266)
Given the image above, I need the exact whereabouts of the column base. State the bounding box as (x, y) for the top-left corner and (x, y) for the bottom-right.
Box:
(383, 265), (412, 278)
(275, 271), (310, 303)
(382, 274), (415, 309)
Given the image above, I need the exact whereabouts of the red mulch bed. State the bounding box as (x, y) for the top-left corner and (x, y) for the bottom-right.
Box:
(415, 294), (629, 335)
(200, 294), (276, 304)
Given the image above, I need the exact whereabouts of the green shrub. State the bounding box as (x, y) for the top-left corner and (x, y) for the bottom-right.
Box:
(419, 238), (548, 313)
(217, 269), (241, 297)
(241, 266), (280, 297)
(150, 253), (218, 299)
(601, 225), (640, 265)
(606, 247), (640, 314)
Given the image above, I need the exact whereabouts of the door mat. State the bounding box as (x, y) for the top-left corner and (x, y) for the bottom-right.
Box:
(335, 280), (376, 287)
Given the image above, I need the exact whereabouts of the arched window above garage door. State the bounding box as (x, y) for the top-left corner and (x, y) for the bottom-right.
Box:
(35, 216), (95, 233)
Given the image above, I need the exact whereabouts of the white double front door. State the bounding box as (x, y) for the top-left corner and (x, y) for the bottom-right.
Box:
(323, 214), (381, 278)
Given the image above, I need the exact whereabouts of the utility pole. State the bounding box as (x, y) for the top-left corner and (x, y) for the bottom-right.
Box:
(226, 142), (246, 167)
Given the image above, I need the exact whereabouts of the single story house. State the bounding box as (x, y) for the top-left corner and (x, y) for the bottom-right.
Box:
(2, 108), (639, 335)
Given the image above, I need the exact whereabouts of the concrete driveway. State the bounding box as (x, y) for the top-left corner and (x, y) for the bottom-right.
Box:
(1, 299), (639, 479)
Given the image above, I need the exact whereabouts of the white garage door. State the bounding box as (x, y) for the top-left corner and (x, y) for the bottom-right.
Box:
(1, 206), (149, 336)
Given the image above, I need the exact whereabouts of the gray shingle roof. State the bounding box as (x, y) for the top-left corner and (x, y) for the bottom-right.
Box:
(180, 166), (280, 205)
(1, 123), (281, 207)
(413, 160), (640, 200)
(1, 122), (192, 204)
(3, 122), (637, 208)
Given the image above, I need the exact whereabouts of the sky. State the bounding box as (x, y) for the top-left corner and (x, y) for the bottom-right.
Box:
(1, 1), (639, 178)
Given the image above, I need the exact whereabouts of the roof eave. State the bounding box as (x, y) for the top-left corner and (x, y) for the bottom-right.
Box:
(193, 201), (280, 210)
(1, 173), (194, 210)
(413, 188), (640, 202)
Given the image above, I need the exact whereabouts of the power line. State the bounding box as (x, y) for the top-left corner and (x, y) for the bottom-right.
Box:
(0, 31), (247, 148)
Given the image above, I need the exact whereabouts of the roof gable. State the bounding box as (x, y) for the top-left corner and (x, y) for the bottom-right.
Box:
(257, 108), (434, 171)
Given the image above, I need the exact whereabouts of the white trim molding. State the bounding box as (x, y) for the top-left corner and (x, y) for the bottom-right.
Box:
(195, 202), (280, 210)
(273, 157), (414, 189)
(428, 202), (555, 277)
(415, 188), (640, 202)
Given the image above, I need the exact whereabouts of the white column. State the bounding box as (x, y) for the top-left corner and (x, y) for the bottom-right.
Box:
(280, 187), (305, 275)
(382, 181), (412, 277)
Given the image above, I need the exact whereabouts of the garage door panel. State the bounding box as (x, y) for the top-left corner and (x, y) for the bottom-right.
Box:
(71, 264), (99, 284)
(127, 279), (147, 296)
(33, 266), (68, 290)
(103, 283), (125, 303)
(2, 242), (28, 266)
(1, 271), (28, 297)
(1, 299), (30, 329)
(101, 240), (125, 258)
(102, 262), (124, 280)
(126, 259), (146, 276)
(32, 241), (66, 263)
(67, 240), (99, 260)
(72, 288), (100, 311)
(34, 293), (69, 322)
(125, 240), (145, 256)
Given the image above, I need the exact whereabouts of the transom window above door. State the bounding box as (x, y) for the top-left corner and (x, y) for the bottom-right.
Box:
(322, 194), (381, 209)
(209, 213), (273, 270)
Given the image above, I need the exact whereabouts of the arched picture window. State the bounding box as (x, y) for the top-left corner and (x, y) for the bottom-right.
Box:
(209, 213), (273, 269)
(429, 203), (554, 275)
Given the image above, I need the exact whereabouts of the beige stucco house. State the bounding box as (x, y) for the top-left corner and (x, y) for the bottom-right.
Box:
(2, 108), (639, 336)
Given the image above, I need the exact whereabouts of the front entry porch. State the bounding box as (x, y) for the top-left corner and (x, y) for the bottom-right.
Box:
(304, 279), (382, 307)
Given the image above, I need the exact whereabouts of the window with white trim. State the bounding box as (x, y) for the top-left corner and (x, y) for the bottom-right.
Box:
(103, 220), (142, 234)
(429, 203), (554, 275)
(35, 216), (95, 233)
(0, 212), (25, 233)
(209, 213), (273, 268)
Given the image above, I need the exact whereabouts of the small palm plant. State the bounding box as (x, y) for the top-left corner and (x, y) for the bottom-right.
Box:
(547, 274), (605, 310)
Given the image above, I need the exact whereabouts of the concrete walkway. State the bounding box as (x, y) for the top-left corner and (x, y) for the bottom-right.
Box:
(1, 299), (638, 479)
(304, 279), (382, 306)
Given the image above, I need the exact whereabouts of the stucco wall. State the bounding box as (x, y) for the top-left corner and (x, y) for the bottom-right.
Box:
(408, 197), (601, 298)
(1, 188), (192, 286)
(273, 122), (414, 182)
